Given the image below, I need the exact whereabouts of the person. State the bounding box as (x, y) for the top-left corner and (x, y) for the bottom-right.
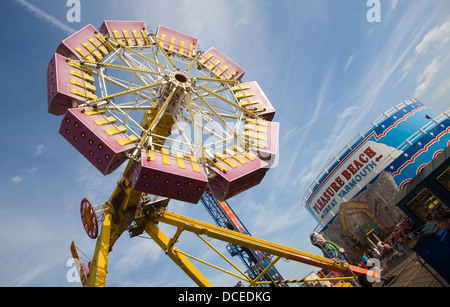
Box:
(382, 242), (391, 254)
(432, 210), (450, 232)
(373, 247), (381, 258)
(362, 252), (369, 267)
(377, 241), (384, 251)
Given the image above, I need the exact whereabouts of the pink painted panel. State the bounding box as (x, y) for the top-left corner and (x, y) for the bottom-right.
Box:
(47, 53), (88, 115)
(246, 121), (279, 168)
(156, 25), (199, 57)
(56, 24), (99, 61)
(199, 47), (245, 80)
(132, 149), (208, 204)
(207, 154), (268, 201)
(100, 21), (148, 46)
(238, 81), (276, 121)
(59, 108), (135, 175)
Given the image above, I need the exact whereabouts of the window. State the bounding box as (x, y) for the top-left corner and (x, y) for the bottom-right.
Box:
(436, 166), (450, 191)
(406, 188), (444, 223)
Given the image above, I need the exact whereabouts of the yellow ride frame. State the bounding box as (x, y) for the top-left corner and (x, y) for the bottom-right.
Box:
(80, 200), (375, 287)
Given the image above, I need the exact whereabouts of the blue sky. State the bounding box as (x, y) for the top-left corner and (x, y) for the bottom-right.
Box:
(0, 0), (449, 287)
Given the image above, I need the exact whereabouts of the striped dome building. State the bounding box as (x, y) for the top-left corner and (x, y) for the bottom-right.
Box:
(303, 99), (450, 261)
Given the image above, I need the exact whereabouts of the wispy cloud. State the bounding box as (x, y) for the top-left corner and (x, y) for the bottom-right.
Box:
(13, 0), (76, 35)
(399, 19), (450, 86)
(415, 58), (440, 97)
(343, 54), (356, 72)
(415, 20), (450, 55)
(34, 144), (45, 157)
(432, 77), (450, 101)
(11, 176), (23, 183)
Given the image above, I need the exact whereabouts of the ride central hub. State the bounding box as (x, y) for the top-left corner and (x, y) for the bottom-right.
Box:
(156, 71), (192, 116)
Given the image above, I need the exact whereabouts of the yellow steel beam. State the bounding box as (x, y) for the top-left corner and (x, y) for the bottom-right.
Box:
(87, 211), (113, 287)
(144, 221), (213, 287)
(96, 212), (112, 286)
(184, 52), (202, 74)
(195, 76), (238, 84)
(196, 234), (250, 282)
(248, 256), (281, 287)
(153, 35), (176, 69)
(154, 210), (376, 277)
(174, 249), (250, 282)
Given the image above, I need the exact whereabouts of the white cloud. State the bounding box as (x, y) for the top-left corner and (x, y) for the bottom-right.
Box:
(415, 58), (439, 97)
(432, 77), (450, 101)
(344, 54), (356, 72)
(113, 239), (163, 273)
(399, 18), (450, 85)
(415, 54), (450, 98)
(11, 176), (23, 183)
(415, 20), (450, 55)
(13, 0), (76, 35)
(35, 144), (45, 157)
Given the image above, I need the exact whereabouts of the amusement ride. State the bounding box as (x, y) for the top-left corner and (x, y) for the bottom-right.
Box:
(47, 21), (375, 287)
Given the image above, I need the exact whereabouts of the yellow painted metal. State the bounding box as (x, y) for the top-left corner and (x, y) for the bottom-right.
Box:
(215, 65), (229, 77)
(116, 135), (138, 146)
(175, 152), (186, 169)
(140, 29), (152, 45)
(206, 157), (228, 173)
(214, 152), (238, 169)
(248, 256), (281, 287)
(74, 47), (95, 63)
(245, 118), (269, 127)
(178, 40), (185, 55)
(174, 249), (249, 282)
(161, 148), (171, 166)
(224, 149), (246, 165)
(168, 36), (176, 52)
(81, 41), (103, 61)
(121, 29), (133, 46)
(69, 69), (95, 84)
(141, 109), (175, 150)
(195, 84), (256, 118)
(153, 35), (176, 69)
(199, 53), (213, 65)
(112, 29), (121, 42)
(184, 52), (202, 74)
(69, 78), (97, 93)
(118, 42), (168, 70)
(94, 116), (116, 126)
(144, 221), (213, 287)
(188, 43), (195, 58)
(87, 210), (112, 287)
(196, 234), (250, 282)
(158, 33), (166, 48)
(93, 32), (114, 52)
(70, 88), (98, 101)
(138, 87), (177, 149)
(188, 155), (201, 173)
(68, 61), (94, 75)
(234, 145), (256, 161)
(88, 37), (109, 56)
(185, 93), (207, 164)
(146, 145), (156, 162)
(131, 29), (143, 46)
(195, 76), (237, 84)
(154, 210), (373, 277)
(95, 212), (112, 287)
(89, 81), (164, 104)
(105, 125), (127, 136)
